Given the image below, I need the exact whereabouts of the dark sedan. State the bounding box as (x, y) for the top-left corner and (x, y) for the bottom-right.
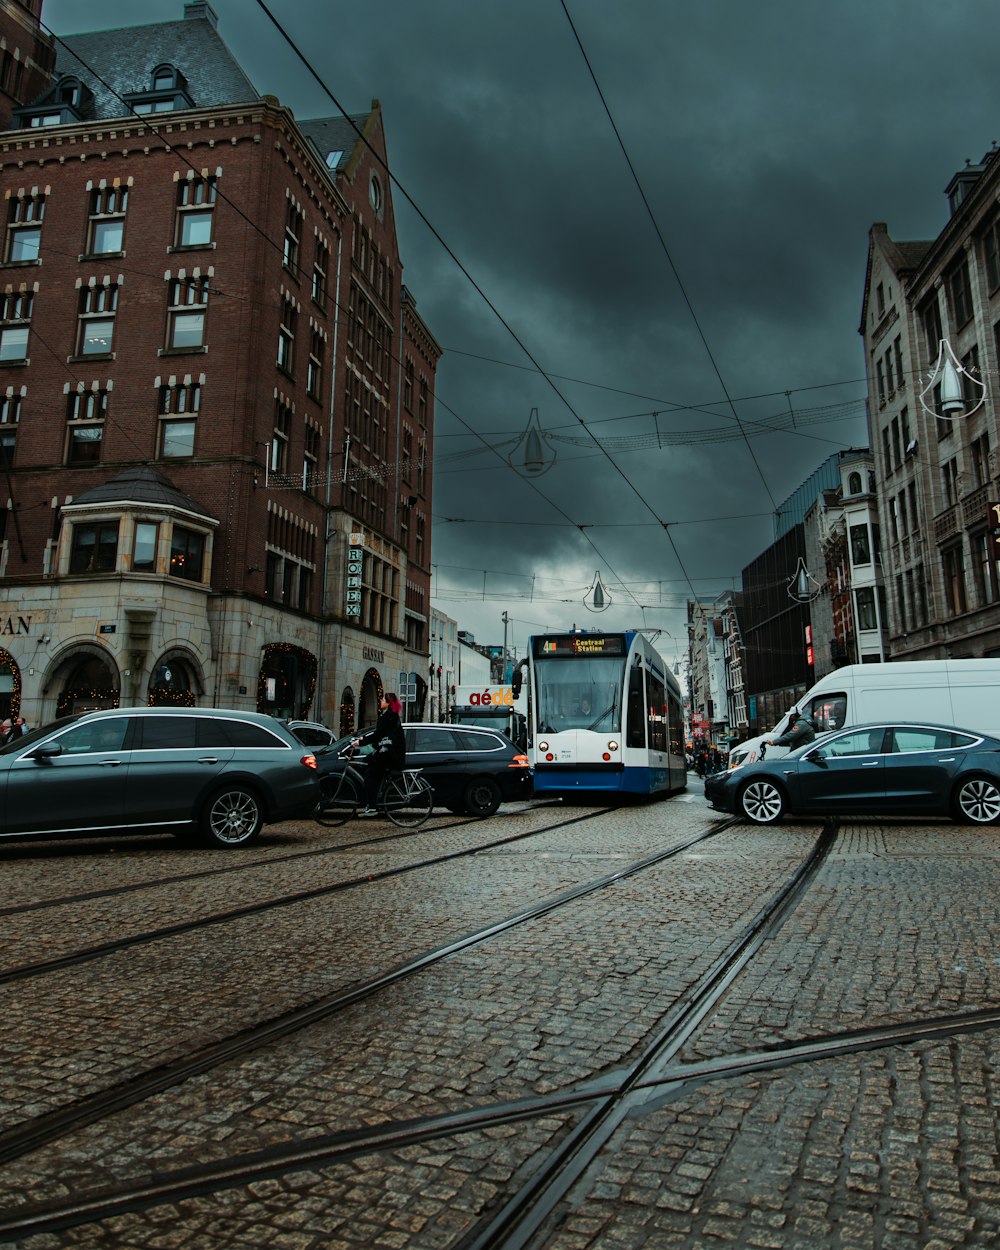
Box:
(704, 722), (1000, 825)
(315, 722), (532, 817)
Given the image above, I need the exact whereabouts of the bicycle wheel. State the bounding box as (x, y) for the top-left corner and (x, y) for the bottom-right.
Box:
(381, 774), (433, 828)
(315, 771), (359, 827)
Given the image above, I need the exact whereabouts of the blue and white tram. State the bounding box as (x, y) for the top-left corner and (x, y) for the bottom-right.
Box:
(518, 630), (686, 798)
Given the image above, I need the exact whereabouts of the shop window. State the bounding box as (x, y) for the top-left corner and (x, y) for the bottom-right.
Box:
(168, 526), (205, 582)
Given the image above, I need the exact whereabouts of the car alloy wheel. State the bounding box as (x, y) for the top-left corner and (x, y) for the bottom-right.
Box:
(738, 779), (785, 824)
(955, 776), (1000, 824)
(201, 784), (264, 847)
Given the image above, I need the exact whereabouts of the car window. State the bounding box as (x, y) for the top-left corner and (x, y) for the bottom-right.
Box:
(53, 717), (130, 754)
(291, 725), (331, 746)
(823, 728), (887, 757)
(214, 718), (289, 748)
(452, 729), (503, 752)
(406, 727), (457, 752)
(889, 727), (977, 753)
(136, 716), (199, 749)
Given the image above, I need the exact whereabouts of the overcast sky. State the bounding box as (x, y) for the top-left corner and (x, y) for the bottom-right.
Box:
(41, 0), (1000, 668)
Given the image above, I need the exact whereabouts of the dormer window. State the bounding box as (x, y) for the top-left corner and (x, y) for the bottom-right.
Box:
(15, 75), (93, 128)
(124, 64), (194, 117)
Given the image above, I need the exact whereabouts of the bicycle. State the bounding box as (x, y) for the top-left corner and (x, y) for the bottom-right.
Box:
(314, 747), (433, 829)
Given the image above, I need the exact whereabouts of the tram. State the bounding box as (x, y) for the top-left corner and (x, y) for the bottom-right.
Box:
(515, 630), (687, 798)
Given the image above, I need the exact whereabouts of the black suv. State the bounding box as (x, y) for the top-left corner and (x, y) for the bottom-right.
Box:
(316, 722), (532, 817)
(0, 707), (319, 848)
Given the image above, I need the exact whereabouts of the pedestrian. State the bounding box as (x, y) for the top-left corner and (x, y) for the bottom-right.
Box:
(0, 718), (11, 744)
(353, 691), (406, 815)
(13, 715), (26, 736)
(766, 711), (816, 750)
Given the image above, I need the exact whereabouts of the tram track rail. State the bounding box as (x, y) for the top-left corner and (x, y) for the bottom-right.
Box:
(0, 806), (546, 919)
(9, 817), (999, 1245)
(0, 807), (619, 985)
(0, 817), (734, 1170)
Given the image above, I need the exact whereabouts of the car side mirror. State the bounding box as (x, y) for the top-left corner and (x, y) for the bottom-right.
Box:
(804, 748), (825, 765)
(29, 743), (61, 762)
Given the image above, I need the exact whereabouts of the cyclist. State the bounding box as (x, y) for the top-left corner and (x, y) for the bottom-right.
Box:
(353, 691), (406, 815)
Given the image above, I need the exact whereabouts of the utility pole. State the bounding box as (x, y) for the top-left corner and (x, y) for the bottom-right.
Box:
(501, 611), (510, 681)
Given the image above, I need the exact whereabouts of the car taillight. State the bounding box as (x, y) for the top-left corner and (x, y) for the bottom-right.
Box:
(508, 754), (530, 769)
(302, 754), (317, 770)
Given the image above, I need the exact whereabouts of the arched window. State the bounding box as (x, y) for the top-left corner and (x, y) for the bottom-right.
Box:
(847, 471), (863, 495)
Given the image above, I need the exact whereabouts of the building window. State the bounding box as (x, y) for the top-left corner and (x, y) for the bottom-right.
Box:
(985, 216), (1000, 292)
(849, 523), (871, 567)
(70, 521), (119, 574)
(947, 257), (974, 328)
(0, 288), (32, 362)
(166, 275), (209, 350)
(87, 185), (128, 256)
(303, 424), (319, 493)
(271, 399), (290, 474)
(971, 432), (991, 489)
(941, 457), (959, 508)
(66, 386), (109, 464)
(124, 63), (193, 115)
(277, 297), (296, 374)
(922, 297), (943, 361)
(76, 283), (118, 356)
(855, 586), (878, 631)
(169, 526), (205, 582)
(942, 545), (967, 614)
(311, 240), (328, 307)
(972, 530), (998, 607)
(283, 200), (303, 276)
(175, 175), (216, 247)
(893, 336), (904, 390)
(961, 344), (981, 405)
(158, 379), (200, 459)
(133, 521), (158, 572)
(5, 193), (44, 263)
(847, 471), (862, 495)
(403, 358), (413, 411)
(306, 327), (324, 400)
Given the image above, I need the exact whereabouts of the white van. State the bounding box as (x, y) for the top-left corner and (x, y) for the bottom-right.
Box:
(729, 659), (1000, 770)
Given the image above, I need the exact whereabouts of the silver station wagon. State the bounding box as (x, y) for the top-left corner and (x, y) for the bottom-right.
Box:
(0, 706), (319, 848)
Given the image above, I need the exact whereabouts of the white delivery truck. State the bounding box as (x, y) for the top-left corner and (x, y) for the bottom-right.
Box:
(729, 659), (1000, 770)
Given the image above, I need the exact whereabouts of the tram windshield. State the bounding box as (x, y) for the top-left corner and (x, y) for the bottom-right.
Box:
(534, 656), (624, 733)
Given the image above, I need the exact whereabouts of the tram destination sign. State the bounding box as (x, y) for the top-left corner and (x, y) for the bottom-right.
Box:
(534, 635), (625, 658)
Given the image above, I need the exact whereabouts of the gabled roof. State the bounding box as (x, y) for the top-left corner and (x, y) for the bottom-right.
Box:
(44, 10), (259, 121)
(859, 224), (934, 335)
(298, 111), (374, 179)
(67, 465), (217, 523)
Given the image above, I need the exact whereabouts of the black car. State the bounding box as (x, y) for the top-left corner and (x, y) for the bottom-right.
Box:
(704, 722), (1000, 825)
(315, 722), (532, 817)
(0, 707), (319, 848)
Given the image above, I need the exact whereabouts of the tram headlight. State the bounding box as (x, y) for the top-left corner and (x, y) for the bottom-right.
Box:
(538, 740), (549, 752)
(607, 740), (619, 752)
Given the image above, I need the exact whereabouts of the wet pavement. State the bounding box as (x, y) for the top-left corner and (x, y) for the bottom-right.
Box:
(2, 783), (999, 1248)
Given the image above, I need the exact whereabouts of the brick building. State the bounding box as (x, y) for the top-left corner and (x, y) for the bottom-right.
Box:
(0, 1), (439, 730)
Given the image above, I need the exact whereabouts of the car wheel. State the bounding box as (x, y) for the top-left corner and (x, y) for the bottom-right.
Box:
(738, 779), (785, 825)
(200, 784), (264, 847)
(462, 776), (502, 818)
(954, 775), (1000, 824)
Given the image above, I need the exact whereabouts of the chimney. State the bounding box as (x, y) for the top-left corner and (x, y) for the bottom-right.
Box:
(184, 2), (219, 29)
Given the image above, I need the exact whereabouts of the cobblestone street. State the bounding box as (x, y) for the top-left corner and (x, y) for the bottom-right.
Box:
(2, 783), (999, 1249)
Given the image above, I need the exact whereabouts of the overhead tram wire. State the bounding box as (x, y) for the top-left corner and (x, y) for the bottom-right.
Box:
(249, 0), (699, 618)
(558, 0), (787, 609)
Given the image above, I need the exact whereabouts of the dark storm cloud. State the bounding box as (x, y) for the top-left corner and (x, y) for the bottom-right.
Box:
(41, 0), (1000, 649)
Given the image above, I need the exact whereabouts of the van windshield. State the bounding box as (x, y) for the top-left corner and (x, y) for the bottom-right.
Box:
(806, 694), (847, 732)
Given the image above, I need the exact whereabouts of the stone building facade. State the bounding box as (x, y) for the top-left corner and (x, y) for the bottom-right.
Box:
(862, 148), (1000, 660)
